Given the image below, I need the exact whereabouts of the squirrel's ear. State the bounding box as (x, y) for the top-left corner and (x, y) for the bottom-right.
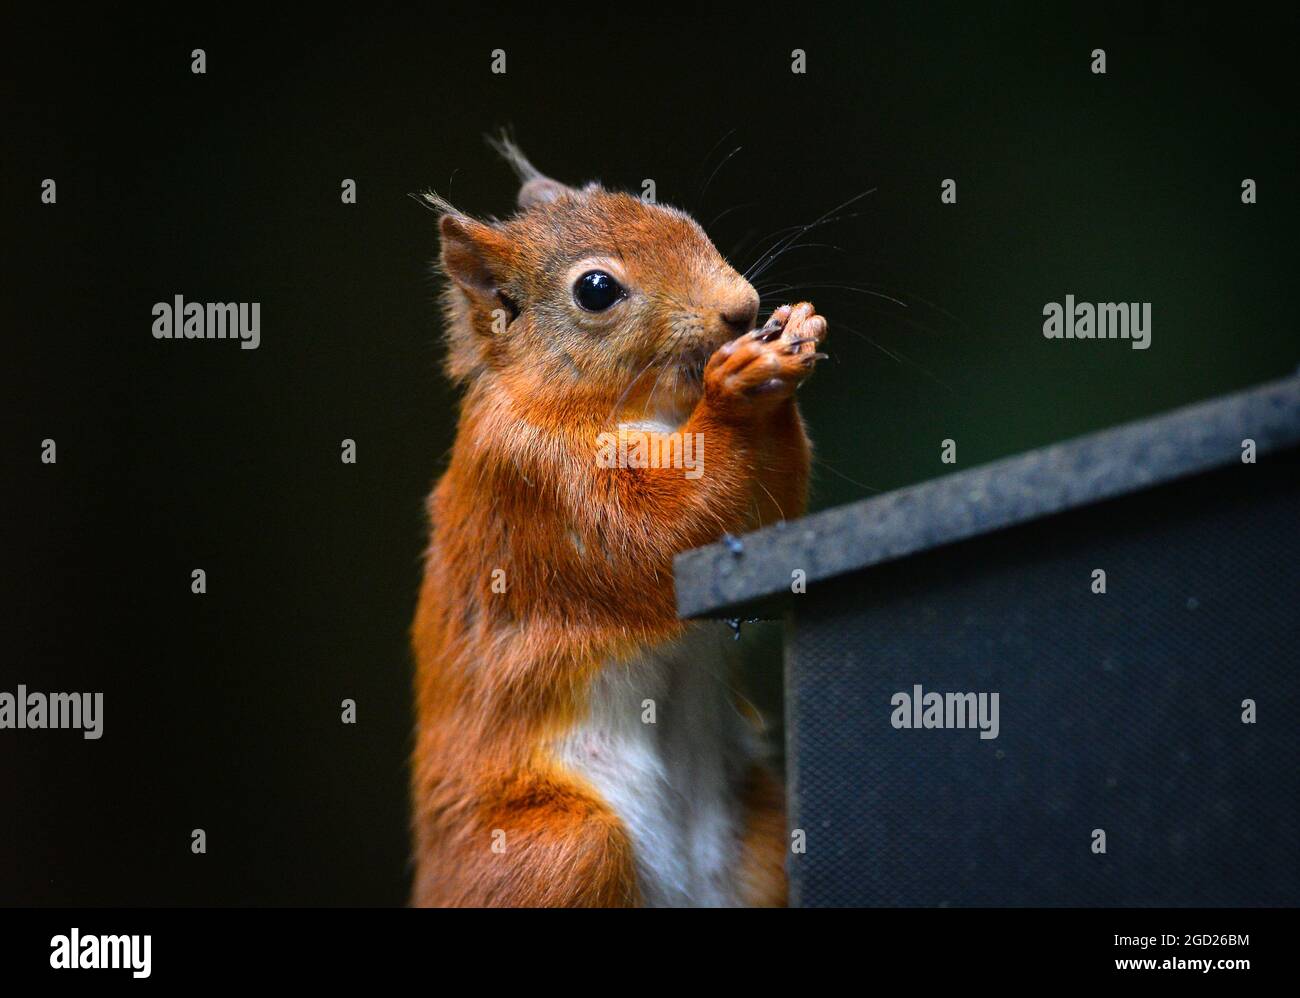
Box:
(487, 132), (575, 209)
(517, 175), (573, 209)
(439, 214), (510, 302)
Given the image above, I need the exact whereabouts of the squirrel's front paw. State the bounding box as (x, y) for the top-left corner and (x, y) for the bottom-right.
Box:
(704, 301), (827, 409)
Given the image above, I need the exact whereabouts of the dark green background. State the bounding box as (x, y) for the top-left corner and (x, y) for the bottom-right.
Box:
(3, 3), (1295, 904)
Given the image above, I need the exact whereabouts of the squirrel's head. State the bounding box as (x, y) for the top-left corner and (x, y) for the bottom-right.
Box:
(426, 138), (759, 420)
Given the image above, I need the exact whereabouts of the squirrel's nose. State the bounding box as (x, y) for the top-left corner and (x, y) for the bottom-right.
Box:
(718, 292), (759, 337)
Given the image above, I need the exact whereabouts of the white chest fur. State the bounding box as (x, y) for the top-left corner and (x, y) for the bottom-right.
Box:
(552, 622), (759, 907)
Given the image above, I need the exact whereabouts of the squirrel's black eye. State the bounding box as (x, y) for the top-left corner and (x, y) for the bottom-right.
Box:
(573, 270), (625, 312)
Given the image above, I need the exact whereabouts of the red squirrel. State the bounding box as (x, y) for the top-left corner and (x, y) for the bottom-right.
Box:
(410, 139), (827, 907)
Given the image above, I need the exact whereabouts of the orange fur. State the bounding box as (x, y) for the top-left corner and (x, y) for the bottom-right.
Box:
(410, 156), (821, 907)
(735, 765), (789, 907)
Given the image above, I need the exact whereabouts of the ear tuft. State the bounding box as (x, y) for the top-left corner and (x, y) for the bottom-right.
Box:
(486, 130), (576, 210)
(412, 189), (460, 217)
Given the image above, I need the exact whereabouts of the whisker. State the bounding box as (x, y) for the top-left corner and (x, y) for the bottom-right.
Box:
(697, 145), (744, 209)
(742, 189), (877, 282)
(644, 328), (684, 418)
(812, 457), (884, 496)
(832, 321), (955, 393)
(607, 351), (664, 425)
(731, 211), (861, 269)
(744, 242), (848, 281)
(757, 266), (967, 328)
(707, 200), (761, 231)
(774, 282), (908, 308)
(691, 127), (738, 204)
(747, 231), (846, 283)
(737, 212), (866, 277)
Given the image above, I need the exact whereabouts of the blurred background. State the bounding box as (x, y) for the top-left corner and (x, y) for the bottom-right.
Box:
(2, 3), (1296, 904)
